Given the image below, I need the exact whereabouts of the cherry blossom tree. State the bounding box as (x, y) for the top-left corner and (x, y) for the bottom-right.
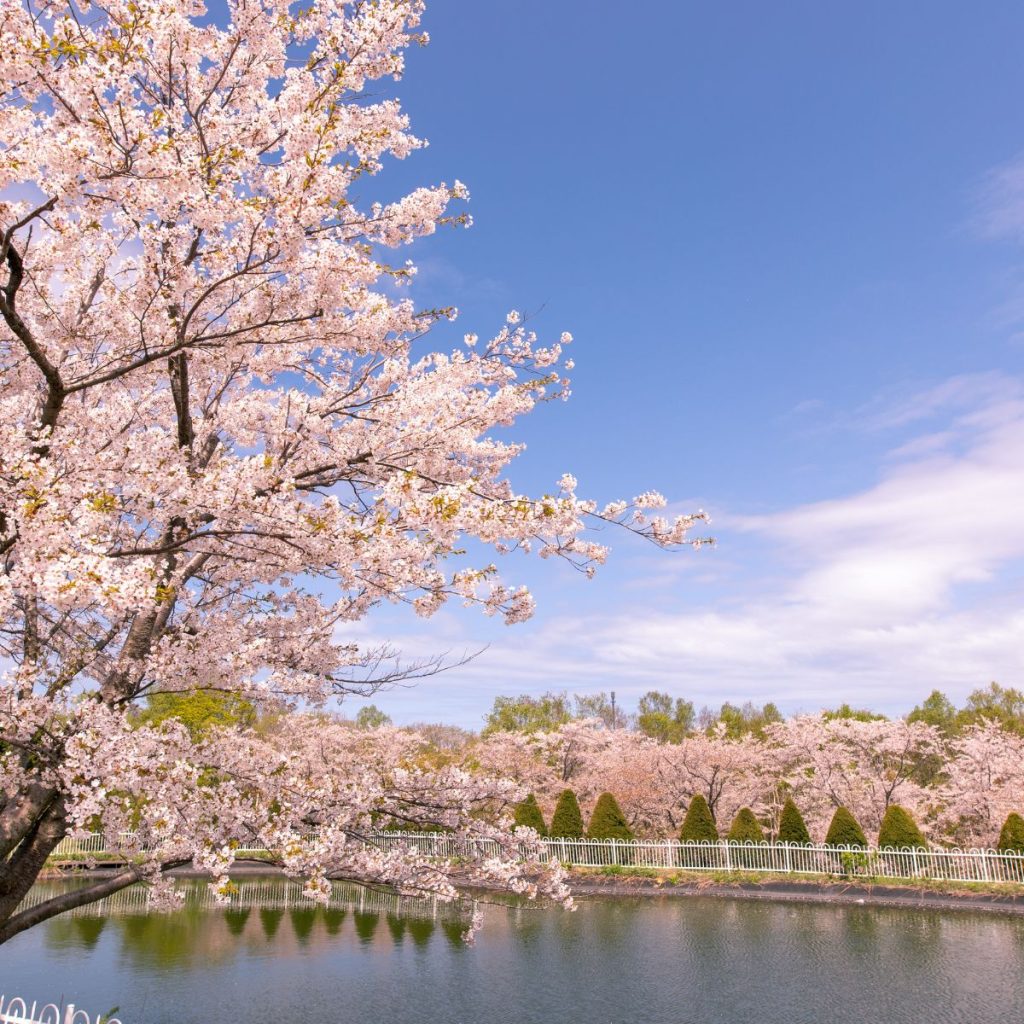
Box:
(937, 721), (1024, 847)
(766, 715), (942, 839)
(0, 0), (707, 942)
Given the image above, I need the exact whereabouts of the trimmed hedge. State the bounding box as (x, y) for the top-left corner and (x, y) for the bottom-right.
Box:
(679, 794), (719, 843)
(727, 807), (766, 844)
(877, 804), (928, 849)
(777, 798), (811, 845)
(824, 806), (867, 848)
(549, 789), (585, 839)
(513, 793), (548, 836)
(997, 812), (1024, 854)
(587, 792), (635, 841)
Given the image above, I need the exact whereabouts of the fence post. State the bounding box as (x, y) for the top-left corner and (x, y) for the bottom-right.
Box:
(723, 841), (732, 872)
(784, 843), (792, 873)
(981, 849), (991, 883)
(63, 1004), (76, 1024)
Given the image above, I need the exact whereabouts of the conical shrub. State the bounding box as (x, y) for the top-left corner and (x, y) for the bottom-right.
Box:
(997, 812), (1024, 854)
(679, 794), (719, 842)
(549, 789), (584, 839)
(824, 806), (867, 848)
(513, 793), (547, 836)
(777, 798), (811, 845)
(877, 804), (927, 849)
(587, 792), (634, 841)
(727, 807), (766, 844)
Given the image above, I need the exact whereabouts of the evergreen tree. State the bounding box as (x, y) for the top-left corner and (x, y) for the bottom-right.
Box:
(997, 812), (1024, 854)
(549, 789), (585, 839)
(727, 807), (766, 844)
(824, 806), (868, 848)
(777, 798), (811, 845)
(512, 793), (547, 836)
(587, 792), (635, 841)
(679, 794), (719, 842)
(877, 805), (928, 849)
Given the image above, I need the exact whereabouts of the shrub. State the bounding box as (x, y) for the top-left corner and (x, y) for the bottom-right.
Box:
(777, 798), (811, 845)
(727, 807), (766, 844)
(997, 812), (1024, 854)
(679, 794), (719, 843)
(513, 793), (548, 836)
(877, 804), (928, 849)
(587, 792), (635, 841)
(549, 789), (585, 839)
(824, 806), (867, 848)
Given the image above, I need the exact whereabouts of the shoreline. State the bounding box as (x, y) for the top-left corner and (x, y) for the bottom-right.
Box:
(41, 862), (1024, 917)
(563, 872), (1024, 916)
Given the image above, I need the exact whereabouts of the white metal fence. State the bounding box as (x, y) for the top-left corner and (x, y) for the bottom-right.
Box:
(0, 995), (121, 1024)
(51, 831), (1024, 885)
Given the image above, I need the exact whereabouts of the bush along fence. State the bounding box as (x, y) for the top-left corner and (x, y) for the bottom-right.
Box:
(0, 995), (122, 1024)
(51, 831), (1024, 886)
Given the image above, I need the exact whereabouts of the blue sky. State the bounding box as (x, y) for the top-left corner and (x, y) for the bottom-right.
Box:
(344, 0), (1024, 728)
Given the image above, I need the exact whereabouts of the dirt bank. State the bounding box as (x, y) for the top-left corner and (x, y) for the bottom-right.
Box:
(565, 872), (1024, 916)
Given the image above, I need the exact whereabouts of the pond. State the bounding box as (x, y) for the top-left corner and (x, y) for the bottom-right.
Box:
(2, 879), (1023, 1023)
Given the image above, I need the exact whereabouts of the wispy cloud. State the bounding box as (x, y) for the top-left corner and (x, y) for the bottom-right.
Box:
(367, 372), (1024, 726)
(972, 152), (1024, 240)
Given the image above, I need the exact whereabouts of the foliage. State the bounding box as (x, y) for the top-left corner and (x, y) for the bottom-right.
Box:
(513, 793), (548, 836)
(587, 792), (634, 841)
(907, 690), (959, 734)
(549, 790), (585, 839)
(482, 693), (574, 736)
(823, 807), (867, 848)
(636, 691), (695, 743)
(134, 690), (256, 741)
(777, 798), (812, 845)
(727, 807), (765, 844)
(822, 703), (886, 723)
(702, 701), (783, 739)
(355, 705), (393, 730)
(679, 794), (719, 843)
(996, 812), (1024, 854)
(877, 805), (928, 849)
(959, 683), (1024, 736)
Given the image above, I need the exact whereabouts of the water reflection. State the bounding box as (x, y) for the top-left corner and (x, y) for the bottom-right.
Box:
(8, 881), (1024, 1024)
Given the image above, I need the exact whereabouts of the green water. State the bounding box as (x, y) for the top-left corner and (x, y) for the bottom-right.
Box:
(2, 879), (1023, 1023)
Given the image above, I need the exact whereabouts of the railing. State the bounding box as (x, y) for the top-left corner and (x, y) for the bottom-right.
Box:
(0, 995), (121, 1024)
(50, 831), (1024, 886)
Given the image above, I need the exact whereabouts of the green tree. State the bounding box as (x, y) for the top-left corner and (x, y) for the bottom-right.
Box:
(997, 812), (1024, 854)
(958, 682), (1024, 735)
(574, 692), (622, 730)
(482, 692), (573, 736)
(822, 703), (886, 723)
(354, 704), (392, 730)
(777, 798), (812, 845)
(513, 793), (548, 836)
(679, 794), (719, 843)
(877, 805), (928, 849)
(134, 689), (256, 741)
(549, 789), (585, 839)
(824, 806), (867, 848)
(907, 689), (958, 734)
(636, 690), (694, 743)
(587, 793), (634, 841)
(710, 701), (784, 739)
(727, 807), (766, 844)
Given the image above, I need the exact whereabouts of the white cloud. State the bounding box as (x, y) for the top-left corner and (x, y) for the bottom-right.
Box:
(372, 372), (1024, 725)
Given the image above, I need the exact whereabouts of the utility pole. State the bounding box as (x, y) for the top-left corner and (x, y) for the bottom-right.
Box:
(610, 690), (617, 730)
